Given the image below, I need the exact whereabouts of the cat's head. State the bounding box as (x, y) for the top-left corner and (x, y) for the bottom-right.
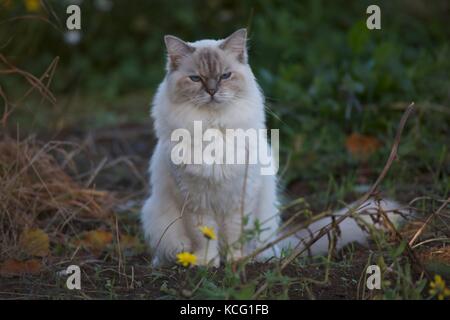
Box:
(163, 29), (254, 108)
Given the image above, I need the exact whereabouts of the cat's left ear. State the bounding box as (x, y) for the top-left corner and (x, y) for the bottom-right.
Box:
(220, 28), (248, 63)
(164, 35), (195, 70)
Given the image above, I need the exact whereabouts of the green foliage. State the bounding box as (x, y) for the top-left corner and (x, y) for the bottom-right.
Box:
(1, 0), (449, 197)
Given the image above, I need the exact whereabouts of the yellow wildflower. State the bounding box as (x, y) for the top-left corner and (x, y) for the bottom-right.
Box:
(429, 275), (450, 300)
(176, 252), (197, 267)
(24, 0), (40, 12)
(199, 226), (216, 240)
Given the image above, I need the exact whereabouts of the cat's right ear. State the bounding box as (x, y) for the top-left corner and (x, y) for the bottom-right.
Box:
(220, 28), (248, 63)
(164, 35), (195, 70)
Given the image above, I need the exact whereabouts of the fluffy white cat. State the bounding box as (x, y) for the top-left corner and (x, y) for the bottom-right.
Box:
(141, 29), (406, 267)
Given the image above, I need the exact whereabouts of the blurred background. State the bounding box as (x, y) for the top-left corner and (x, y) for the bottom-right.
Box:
(1, 0), (449, 203)
(0, 0), (449, 299)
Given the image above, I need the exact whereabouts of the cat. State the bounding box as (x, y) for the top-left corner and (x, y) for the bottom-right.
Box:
(141, 28), (407, 267)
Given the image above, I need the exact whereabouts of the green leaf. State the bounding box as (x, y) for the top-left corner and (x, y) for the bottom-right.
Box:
(391, 241), (407, 258)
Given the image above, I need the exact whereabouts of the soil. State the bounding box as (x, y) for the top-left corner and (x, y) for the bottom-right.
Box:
(0, 123), (447, 300)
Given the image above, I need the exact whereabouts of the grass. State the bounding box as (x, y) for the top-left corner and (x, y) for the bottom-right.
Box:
(0, 0), (449, 300)
(0, 115), (448, 299)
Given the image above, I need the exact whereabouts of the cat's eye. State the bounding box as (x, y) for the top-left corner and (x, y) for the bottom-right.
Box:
(221, 72), (232, 80)
(189, 75), (201, 82)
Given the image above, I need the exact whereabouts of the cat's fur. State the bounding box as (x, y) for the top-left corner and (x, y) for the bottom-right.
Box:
(141, 29), (406, 267)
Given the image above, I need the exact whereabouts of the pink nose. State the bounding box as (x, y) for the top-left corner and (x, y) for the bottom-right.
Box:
(206, 88), (217, 96)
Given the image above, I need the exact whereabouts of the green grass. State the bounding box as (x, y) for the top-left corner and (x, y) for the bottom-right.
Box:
(4, 1), (448, 198)
(0, 0), (449, 300)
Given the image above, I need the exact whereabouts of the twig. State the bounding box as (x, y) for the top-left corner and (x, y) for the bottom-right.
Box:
(239, 148), (250, 256)
(1, 56), (59, 127)
(115, 214), (127, 286)
(411, 237), (450, 249)
(85, 157), (108, 187)
(0, 54), (56, 106)
(377, 203), (431, 280)
(252, 102), (415, 298)
(153, 192), (190, 258)
(243, 210), (331, 262)
(0, 14), (63, 34)
(409, 197), (450, 247)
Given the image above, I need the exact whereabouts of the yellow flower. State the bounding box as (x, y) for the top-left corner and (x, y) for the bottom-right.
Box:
(176, 252), (197, 267)
(429, 275), (450, 300)
(199, 226), (216, 240)
(24, 0), (40, 12)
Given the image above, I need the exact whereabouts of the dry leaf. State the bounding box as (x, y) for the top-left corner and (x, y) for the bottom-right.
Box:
(119, 234), (146, 255)
(74, 230), (113, 252)
(119, 234), (140, 249)
(0, 259), (42, 277)
(19, 228), (50, 257)
(346, 133), (381, 159)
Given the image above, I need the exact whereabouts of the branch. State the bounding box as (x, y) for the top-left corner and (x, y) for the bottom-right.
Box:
(252, 102), (415, 298)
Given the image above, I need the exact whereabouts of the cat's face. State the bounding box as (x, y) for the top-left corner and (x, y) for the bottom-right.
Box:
(163, 29), (250, 108)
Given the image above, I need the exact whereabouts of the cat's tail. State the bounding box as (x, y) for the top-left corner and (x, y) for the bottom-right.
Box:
(276, 198), (412, 256)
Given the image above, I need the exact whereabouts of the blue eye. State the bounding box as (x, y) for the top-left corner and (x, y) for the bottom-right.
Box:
(221, 72), (231, 80)
(189, 75), (201, 82)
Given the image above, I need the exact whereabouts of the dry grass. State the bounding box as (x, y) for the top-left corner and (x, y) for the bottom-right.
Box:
(419, 247), (450, 265)
(0, 53), (448, 299)
(0, 54), (118, 261)
(0, 134), (116, 260)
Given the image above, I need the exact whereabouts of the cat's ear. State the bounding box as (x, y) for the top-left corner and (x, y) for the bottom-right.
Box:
(220, 28), (248, 63)
(164, 35), (195, 70)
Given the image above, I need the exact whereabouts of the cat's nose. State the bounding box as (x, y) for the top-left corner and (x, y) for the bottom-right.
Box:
(206, 88), (217, 96)
(205, 79), (217, 96)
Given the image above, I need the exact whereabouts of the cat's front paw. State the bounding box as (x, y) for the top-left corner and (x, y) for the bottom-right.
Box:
(152, 237), (193, 267)
(151, 256), (164, 268)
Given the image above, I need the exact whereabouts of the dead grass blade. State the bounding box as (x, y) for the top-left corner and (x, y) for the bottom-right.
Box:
(252, 102), (416, 298)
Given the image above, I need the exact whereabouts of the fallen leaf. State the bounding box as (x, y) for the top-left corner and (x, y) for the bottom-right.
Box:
(19, 228), (49, 257)
(346, 133), (381, 159)
(118, 234), (145, 255)
(119, 234), (140, 249)
(0, 259), (42, 277)
(74, 230), (113, 252)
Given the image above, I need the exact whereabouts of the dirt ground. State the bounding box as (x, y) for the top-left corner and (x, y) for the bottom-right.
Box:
(0, 123), (448, 300)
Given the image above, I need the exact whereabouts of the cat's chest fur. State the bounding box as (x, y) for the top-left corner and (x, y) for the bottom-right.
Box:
(166, 123), (262, 215)
(155, 80), (266, 216)
(172, 163), (260, 215)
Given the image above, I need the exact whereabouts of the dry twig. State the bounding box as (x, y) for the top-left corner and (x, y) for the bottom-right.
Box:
(252, 102), (415, 298)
